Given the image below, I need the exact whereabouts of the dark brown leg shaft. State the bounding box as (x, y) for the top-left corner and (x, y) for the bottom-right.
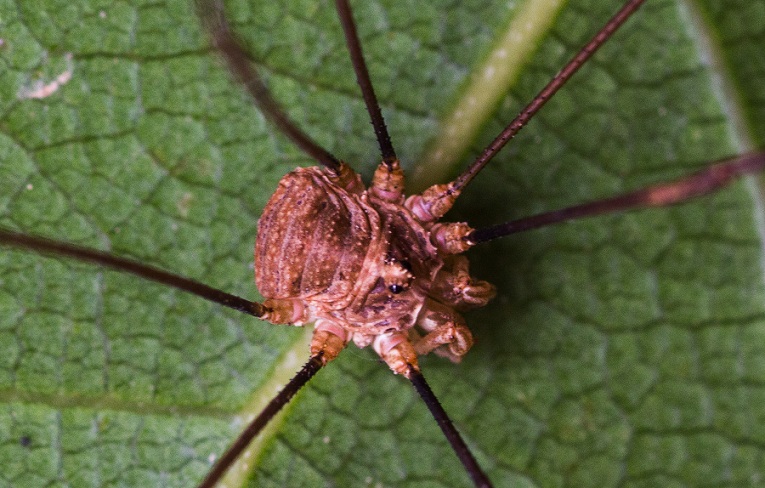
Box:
(468, 151), (765, 244)
(197, 355), (324, 488)
(408, 365), (493, 488)
(452, 0), (646, 194)
(197, 0), (342, 172)
(335, 0), (398, 168)
(0, 228), (266, 317)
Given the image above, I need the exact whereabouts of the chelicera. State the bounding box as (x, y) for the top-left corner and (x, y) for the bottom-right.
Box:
(2, 0), (764, 486)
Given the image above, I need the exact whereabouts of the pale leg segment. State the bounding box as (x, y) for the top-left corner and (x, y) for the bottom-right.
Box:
(373, 332), (420, 377)
(263, 300), (350, 365)
(311, 319), (349, 364)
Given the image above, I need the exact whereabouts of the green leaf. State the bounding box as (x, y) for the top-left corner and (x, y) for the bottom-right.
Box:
(1, 0), (764, 487)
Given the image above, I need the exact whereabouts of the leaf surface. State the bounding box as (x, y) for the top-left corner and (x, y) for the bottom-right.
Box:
(1, 0), (764, 487)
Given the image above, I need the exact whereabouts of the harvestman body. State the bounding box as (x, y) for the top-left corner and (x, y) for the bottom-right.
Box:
(256, 161), (495, 373)
(2, 0), (765, 486)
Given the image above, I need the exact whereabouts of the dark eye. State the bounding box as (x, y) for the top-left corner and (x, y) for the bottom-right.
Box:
(388, 284), (404, 294)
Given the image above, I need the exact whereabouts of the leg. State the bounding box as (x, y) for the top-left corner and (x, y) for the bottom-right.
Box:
(310, 319), (348, 364)
(373, 331), (419, 376)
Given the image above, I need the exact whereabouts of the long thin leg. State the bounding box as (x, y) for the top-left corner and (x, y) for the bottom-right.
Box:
(335, 0), (398, 168)
(408, 365), (493, 488)
(197, 0), (342, 173)
(197, 354), (325, 488)
(450, 0), (646, 194)
(406, 0), (647, 222)
(376, 334), (491, 487)
(467, 151), (765, 244)
(0, 228), (266, 317)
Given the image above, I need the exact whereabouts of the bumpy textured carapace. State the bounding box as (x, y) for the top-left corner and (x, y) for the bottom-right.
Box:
(255, 160), (496, 376)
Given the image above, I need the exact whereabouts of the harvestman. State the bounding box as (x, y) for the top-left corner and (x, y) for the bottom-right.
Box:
(2, 0), (764, 486)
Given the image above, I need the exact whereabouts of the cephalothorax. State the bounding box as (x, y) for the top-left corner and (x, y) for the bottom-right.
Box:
(256, 160), (495, 373)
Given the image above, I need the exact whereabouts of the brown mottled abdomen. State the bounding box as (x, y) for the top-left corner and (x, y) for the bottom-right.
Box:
(255, 167), (376, 302)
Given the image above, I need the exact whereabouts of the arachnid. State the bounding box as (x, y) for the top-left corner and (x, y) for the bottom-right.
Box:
(1, 0), (765, 487)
